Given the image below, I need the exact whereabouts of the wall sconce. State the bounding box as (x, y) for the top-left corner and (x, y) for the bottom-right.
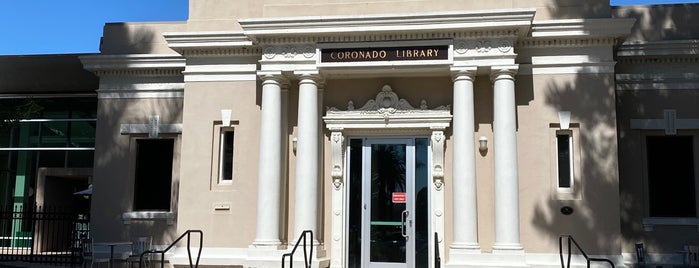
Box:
(478, 136), (488, 154)
(558, 111), (571, 130)
(221, 109), (232, 126)
(292, 137), (298, 154)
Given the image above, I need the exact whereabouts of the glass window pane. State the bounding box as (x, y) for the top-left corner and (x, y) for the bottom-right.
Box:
(69, 121), (96, 148)
(414, 138), (429, 267)
(557, 134), (572, 188)
(370, 143), (406, 263)
(67, 151), (94, 168)
(40, 122), (68, 147)
(220, 131), (234, 182)
(38, 151), (66, 168)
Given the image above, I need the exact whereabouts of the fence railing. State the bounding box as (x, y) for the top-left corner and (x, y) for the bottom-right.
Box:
(0, 204), (89, 266)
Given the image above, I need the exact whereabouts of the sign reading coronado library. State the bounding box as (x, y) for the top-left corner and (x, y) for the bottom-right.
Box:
(321, 45), (449, 63)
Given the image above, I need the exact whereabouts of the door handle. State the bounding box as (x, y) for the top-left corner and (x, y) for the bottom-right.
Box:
(401, 210), (409, 239)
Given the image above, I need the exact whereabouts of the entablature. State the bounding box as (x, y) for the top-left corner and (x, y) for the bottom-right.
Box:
(239, 9), (535, 44)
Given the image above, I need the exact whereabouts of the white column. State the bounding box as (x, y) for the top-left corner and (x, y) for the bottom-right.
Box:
(491, 65), (523, 252)
(252, 72), (286, 248)
(293, 71), (322, 241)
(449, 67), (481, 255)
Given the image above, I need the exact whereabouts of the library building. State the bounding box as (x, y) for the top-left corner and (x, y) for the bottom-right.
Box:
(1, 0), (699, 267)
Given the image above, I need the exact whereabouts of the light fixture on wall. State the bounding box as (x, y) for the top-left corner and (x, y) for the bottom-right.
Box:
(558, 111), (571, 130)
(221, 109), (232, 126)
(478, 136), (488, 154)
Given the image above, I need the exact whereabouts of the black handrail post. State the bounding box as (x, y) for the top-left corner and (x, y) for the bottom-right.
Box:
(559, 235), (615, 268)
(282, 230), (314, 268)
(434, 232), (441, 268)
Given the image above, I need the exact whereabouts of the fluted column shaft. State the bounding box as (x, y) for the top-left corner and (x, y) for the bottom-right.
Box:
(253, 73), (285, 247)
(450, 67), (480, 252)
(491, 66), (523, 252)
(294, 72), (321, 240)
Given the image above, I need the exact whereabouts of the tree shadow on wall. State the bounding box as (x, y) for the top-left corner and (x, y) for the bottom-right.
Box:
(89, 24), (184, 245)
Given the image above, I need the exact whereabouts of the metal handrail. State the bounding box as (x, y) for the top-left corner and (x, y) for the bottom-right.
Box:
(435, 232), (441, 268)
(140, 229), (203, 268)
(282, 230), (314, 268)
(559, 235), (615, 268)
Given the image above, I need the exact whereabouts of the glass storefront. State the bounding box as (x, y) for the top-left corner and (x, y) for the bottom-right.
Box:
(0, 97), (96, 209)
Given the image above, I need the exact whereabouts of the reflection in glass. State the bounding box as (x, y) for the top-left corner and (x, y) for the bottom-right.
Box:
(370, 143), (406, 263)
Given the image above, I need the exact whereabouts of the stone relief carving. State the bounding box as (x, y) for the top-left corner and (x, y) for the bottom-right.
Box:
(262, 45), (317, 60)
(431, 130), (445, 191)
(327, 85), (450, 115)
(454, 39), (514, 55)
(330, 131), (344, 190)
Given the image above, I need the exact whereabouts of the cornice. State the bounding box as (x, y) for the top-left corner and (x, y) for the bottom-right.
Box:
(617, 56), (699, 65)
(163, 31), (262, 57)
(79, 54), (185, 77)
(617, 40), (699, 57)
(517, 37), (618, 48)
(239, 9), (535, 44)
(616, 73), (699, 90)
(530, 18), (635, 38)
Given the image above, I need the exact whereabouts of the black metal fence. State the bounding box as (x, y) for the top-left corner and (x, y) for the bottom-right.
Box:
(0, 204), (89, 266)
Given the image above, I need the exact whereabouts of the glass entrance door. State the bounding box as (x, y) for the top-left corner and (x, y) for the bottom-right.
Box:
(347, 138), (429, 268)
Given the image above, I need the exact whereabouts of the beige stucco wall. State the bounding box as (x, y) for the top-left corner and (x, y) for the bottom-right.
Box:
(186, 0), (611, 31)
(516, 73), (621, 254)
(175, 80), (262, 247)
(100, 22), (186, 55)
(91, 98), (183, 244)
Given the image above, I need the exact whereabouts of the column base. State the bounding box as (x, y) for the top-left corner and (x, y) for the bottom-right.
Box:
(449, 243), (482, 264)
(446, 251), (528, 268)
(250, 239), (283, 250)
(492, 243), (524, 253)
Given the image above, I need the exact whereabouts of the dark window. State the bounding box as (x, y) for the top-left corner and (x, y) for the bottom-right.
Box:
(646, 136), (696, 217)
(557, 134), (572, 188)
(219, 130), (234, 182)
(134, 139), (174, 211)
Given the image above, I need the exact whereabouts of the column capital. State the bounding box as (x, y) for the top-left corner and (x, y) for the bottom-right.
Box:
(450, 66), (477, 82)
(294, 70), (323, 83)
(490, 65), (519, 82)
(257, 70), (288, 84)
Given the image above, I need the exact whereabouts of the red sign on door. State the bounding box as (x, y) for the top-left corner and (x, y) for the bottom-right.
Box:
(392, 192), (407, 203)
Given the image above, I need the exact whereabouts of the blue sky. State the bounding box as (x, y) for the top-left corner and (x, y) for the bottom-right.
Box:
(0, 0), (697, 55)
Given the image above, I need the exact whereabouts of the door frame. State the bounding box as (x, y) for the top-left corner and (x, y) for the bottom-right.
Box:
(323, 84), (451, 268)
(359, 137), (417, 268)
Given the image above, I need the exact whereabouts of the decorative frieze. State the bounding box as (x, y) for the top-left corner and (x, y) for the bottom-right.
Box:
(261, 45), (317, 61)
(454, 38), (514, 56)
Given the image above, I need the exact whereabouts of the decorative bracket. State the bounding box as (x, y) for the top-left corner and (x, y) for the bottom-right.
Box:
(431, 130), (445, 191)
(330, 131), (345, 190)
